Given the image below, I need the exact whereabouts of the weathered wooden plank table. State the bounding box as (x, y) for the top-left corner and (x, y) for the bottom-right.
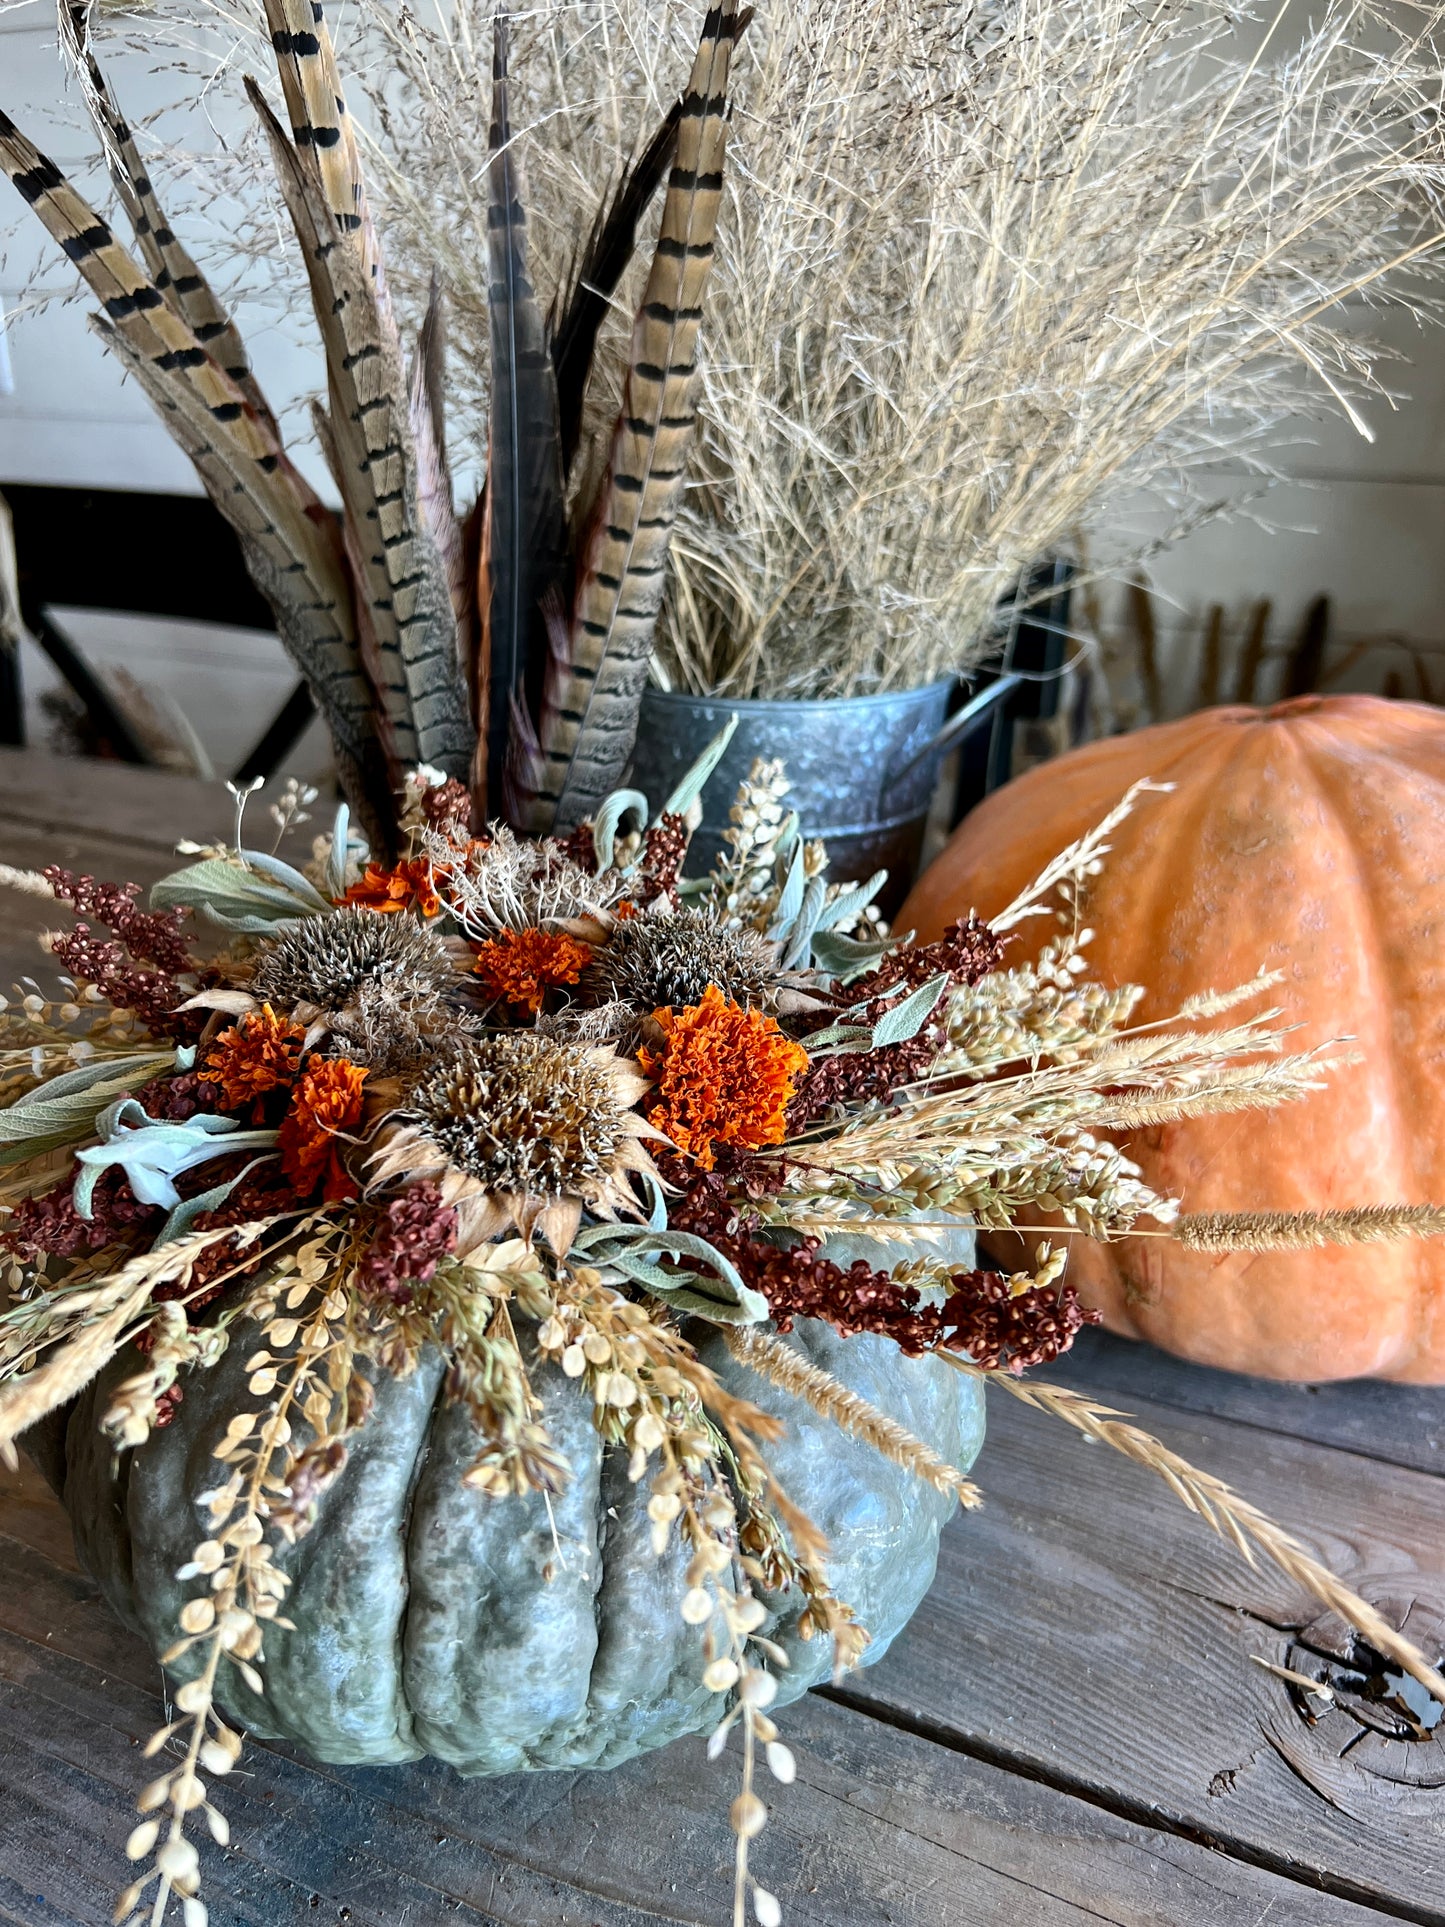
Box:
(2, 747), (1441, 1927)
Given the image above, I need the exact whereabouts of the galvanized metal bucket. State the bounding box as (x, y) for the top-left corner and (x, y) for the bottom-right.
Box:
(630, 679), (958, 906)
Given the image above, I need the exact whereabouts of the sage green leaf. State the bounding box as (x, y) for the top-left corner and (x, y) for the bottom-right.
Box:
(871, 972), (950, 1049)
(810, 931), (895, 982)
(74, 1103), (276, 1215)
(237, 848), (334, 912)
(0, 1052), (175, 1163)
(151, 855), (328, 932)
(813, 871), (888, 937)
(575, 1224), (767, 1324)
(767, 843), (807, 943)
(661, 716), (738, 819)
(782, 875), (830, 971)
(156, 1155), (275, 1246)
(324, 804), (351, 902)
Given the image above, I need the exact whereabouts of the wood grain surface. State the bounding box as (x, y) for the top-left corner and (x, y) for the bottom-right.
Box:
(2, 749), (1443, 1927)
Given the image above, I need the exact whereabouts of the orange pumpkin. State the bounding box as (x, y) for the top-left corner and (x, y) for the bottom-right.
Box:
(899, 695), (1445, 1383)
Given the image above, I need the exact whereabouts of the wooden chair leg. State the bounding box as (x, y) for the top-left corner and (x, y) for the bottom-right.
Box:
(232, 680), (317, 784)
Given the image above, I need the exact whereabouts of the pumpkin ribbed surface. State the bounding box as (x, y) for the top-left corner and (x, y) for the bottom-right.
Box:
(899, 696), (1445, 1383)
(62, 1315), (984, 1771)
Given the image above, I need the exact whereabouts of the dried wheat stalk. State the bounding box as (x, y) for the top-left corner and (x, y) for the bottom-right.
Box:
(943, 1357), (1445, 1706)
(724, 1324), (983, 1508)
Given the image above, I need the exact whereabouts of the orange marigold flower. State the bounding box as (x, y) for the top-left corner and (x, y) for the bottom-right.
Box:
(279, 1057), (369, 1202)
(641, 984), (809, 1170)
(200, 1004), (305, 1116)
(472, 926), (592, 1014)
(341, 858), (442, 918)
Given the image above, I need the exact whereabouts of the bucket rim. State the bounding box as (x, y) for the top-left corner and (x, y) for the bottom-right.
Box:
(638, 676), (957, 721)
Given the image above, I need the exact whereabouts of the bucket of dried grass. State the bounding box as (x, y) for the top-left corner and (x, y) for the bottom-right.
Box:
(630, 679), (957, 905)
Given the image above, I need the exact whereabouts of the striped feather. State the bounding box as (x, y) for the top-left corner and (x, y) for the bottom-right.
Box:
(0, 111), (287, 487)
(517, 0), (741, 833)
(408, 273), (465, 628)
(57, 7), (280, 439)
(249, 79), (473, 779)
(94, 315), (396, 851)
(550, 94), (682, 478)
(483, 13), (564, 818)
(259, 0), (388, 298)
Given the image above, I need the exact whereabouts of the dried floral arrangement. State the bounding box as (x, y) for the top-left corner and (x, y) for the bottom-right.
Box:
(7, 6), (1445, 1925)
(98, 0), (1445, 699)
(5, 757), (1445, 1927)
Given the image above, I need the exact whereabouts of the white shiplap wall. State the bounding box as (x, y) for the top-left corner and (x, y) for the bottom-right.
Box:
(2, 8), (1443, 737)
(0, 3), (336, 771)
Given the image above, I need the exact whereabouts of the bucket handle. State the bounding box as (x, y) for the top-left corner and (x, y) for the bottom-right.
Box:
(880, 673), (1023, 808)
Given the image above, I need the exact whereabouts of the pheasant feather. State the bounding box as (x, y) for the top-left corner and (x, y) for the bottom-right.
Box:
(550, 96), (682, 479)
(517, 0), (742, 833)
(258, 0), (383, 290)
(480, 13), (565, 818)
(94, 315), (394, 848)
(249, 80), (472, 780)
(57, 7), (279, 438)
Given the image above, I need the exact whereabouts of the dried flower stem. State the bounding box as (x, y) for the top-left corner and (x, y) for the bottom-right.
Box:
(0, 1222), (282, 1462)
(1174, 1205), (1445, 1252)
(991, 782), (1173, 932)
(942, 1358), (1445, 1707)
(724, 1325), (982, 1508)
(124, 1252), (357, 1927)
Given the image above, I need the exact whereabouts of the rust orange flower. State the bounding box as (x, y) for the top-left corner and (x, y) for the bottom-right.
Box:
(278, 1057), (369, 1201)
(341, 858), (442, 918)
(471, 926), (592, 1014)
(640, 984), (809, 1170)
(200, 1004), (305, 1116)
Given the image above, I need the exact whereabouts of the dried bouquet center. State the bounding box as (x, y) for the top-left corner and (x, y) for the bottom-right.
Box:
(409, 1034), (629, 1197)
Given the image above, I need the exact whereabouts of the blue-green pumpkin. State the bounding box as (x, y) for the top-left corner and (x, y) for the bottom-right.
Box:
(54, 1282), (983, 1773)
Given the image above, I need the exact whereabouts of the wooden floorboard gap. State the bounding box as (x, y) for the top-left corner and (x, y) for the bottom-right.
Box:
(819, 1684), (1442, 1927)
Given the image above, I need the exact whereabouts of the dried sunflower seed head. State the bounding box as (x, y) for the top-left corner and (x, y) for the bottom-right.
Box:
(251, 908), (453, 1016)
(590, 913), (778, 1014)
(406, 1033), (642, 1202)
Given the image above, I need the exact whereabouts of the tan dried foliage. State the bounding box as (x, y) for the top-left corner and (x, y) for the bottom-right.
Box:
(117, 0), (1445, 699)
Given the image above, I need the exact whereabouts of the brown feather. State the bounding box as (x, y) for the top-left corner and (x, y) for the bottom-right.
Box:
(516, 0), (742, 832)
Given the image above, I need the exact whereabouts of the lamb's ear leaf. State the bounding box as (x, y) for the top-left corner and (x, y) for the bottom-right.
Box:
(871, 973), (950, 1049)
(151, 855), (329, 930)
(325, 803), (351, 901)
(661, 716), (738, 820)
(0, 1053), (175, 1155)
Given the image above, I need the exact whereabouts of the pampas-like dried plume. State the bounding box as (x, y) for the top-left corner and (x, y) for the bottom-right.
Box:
(87, 0), (1445, 700)
(311, 0), (1445, 699)
(1175, 1205), (1445, 1252)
